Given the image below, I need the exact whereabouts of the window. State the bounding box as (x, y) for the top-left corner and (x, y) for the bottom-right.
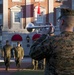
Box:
(0, 14), (3, 25)
(10, 5), (22, 23)
(0, 0), (3, 4)
(14, 12), (21, 22)
(35, 0), (44, 2)
(36, 14), (44, 23)
(10, 5), (23, 29)
(12, 0), (22, 2)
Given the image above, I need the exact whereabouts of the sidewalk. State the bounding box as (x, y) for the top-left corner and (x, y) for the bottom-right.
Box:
(0, 57), (32, 62)
(0, 57), (33, 75)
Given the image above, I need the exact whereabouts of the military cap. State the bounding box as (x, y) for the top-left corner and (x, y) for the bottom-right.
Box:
(58, 8), (74, 19)
(6, 40), (9, 43)
(17, 42), (20, 45)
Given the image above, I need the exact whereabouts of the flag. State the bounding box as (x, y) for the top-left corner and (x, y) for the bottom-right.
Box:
(37, 3), (41, 15)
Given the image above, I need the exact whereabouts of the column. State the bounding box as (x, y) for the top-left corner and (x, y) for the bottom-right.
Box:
(26, 0), (31, 24)
(3, 0), (8, 30)
(49, 0), (54, 24)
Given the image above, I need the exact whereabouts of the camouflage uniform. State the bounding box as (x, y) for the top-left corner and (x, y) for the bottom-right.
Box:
(32, 59), (38, 70)
(3, 43), (12, 71)
(30, 32), (74, 75)
(14, 46), (24, 69)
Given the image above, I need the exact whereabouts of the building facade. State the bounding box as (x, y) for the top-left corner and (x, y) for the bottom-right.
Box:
(0, 0), (73, 56)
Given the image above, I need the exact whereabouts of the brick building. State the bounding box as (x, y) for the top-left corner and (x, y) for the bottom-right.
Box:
(0, 0), (73, 56)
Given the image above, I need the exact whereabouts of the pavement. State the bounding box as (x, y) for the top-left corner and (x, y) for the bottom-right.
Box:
(0, 57), (32, 62)
(0, 57), (33, 75)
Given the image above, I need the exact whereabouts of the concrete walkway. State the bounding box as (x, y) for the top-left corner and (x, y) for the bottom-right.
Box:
(0, 57), (32, 62)
(0, 57), (33, 75)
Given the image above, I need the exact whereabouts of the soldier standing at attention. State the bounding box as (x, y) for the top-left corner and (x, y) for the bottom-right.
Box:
(3, 40), (12, 71)
(14, 42), (24, 70)
(29, 8), (74, 75)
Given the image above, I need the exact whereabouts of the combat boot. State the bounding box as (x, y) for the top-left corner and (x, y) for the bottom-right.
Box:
(6, 67), (9, 71)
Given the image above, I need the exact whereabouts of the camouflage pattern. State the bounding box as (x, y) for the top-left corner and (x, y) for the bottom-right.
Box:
(30, 31), (74, 75)
(3, 45), (12, 57)
(30, 34), (48, 60)
(14, 46), (24, 58)
(14, 46), (24, 68)
(32, 59), (38, 70)
(3, 44), (12, 70)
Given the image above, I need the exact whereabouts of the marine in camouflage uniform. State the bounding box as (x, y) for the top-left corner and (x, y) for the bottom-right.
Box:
(29, 8), (74, 75)
(32, 59), (38, 70)
(3, 40), (12, 71)
(14, 42), (24, 69)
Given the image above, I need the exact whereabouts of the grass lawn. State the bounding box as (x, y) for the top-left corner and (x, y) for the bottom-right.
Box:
(12, 70), (44, 75)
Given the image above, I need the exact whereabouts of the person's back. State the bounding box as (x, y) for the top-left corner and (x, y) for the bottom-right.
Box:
(29, 8), (74, 75)
(3, 44), (12, 57)
(44, 31), (74, 75)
